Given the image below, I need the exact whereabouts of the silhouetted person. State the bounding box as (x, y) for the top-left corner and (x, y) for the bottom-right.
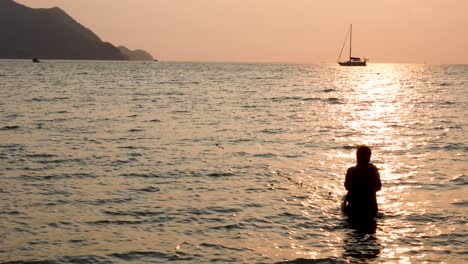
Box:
(343, 145), (381, 220)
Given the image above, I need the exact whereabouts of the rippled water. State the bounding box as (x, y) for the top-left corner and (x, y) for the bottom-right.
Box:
(0, 60), (466, 263)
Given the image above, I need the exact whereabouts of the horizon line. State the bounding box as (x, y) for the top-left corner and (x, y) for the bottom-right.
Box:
(0, 58), (467, 65)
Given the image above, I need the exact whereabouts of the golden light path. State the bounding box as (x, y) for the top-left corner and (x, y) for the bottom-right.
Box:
(332, 64), (443, 262)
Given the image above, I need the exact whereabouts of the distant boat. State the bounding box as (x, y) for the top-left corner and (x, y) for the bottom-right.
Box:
(32, 57), (40, 63)
(338, 24), (367, 66)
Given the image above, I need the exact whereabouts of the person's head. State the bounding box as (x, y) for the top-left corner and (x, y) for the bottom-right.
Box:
(356, 145), (371, 164)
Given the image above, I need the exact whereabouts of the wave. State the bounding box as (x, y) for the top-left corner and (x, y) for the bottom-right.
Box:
(253, 153), (277, 158)
(206, 172), (235, 177)
(276, 258), (347, 264)
(111, 250), (194, 262)
(322, 88), (336, 93)
(18, 173), (96, 181)
(128, 128), (144, 132)
(130, 186), (160, 193)
(200, 242), (253, 253)
(261, 128), (286, 134)
(0, 125), (20, 130)
(28, 97), (69, 102)
(77, 197), (132, 206)
(145, 119), (162, 122)
(120, 172), (159, 178)
(208, 223), (246, 230)
(3, 255), (111, 264)
(451, 200), (468, 207)
(35, 158), (83, 165)
(269, 96), (343, 104)
(102, 209), (164, 217)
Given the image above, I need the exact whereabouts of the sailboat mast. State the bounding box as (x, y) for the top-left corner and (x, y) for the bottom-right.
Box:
(349, 24), (352, 60)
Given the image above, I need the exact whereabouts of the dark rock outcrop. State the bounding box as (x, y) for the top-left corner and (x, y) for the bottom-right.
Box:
(118, 46), (154, 61)
(0, 0), (128, 60)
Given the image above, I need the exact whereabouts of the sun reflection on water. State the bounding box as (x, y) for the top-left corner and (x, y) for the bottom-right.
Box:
(332, 65), (437, 262)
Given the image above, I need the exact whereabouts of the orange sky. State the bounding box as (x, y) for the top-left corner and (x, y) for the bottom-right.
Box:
(16, 0), (468, 63)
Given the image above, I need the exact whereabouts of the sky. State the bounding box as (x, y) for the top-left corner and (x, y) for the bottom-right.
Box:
(16, 0), (468, 64)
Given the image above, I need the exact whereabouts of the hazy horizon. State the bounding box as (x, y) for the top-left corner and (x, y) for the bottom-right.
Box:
(16, 0), (468, 64)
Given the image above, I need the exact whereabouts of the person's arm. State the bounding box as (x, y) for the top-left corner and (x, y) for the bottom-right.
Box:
(344, 168), (351, 191)
(374, 169), (382, 192)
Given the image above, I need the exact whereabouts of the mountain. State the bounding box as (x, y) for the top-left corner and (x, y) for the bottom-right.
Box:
(0, 0), (128, 60)
(118, 46), (154, 61)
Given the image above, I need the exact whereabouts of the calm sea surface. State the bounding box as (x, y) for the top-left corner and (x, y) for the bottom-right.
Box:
(0, 60), (466, 263)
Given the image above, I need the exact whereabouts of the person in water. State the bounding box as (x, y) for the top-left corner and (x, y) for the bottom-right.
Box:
(343, 145), (381, 219)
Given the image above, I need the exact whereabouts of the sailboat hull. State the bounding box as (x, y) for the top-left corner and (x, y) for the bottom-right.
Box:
(338, 61), (367, 66)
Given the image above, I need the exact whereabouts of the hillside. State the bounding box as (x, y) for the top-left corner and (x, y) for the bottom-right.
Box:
(118, 46), (154, 61)
(0, 0), (129, 60)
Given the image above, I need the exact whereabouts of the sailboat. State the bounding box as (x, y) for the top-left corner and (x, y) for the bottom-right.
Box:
(338, 24), (367, 66)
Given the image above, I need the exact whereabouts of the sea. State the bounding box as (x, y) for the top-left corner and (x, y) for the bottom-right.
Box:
(0, 60), (466, 263)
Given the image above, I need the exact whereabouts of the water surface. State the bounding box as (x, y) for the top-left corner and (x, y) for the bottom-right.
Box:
(0, 61), (466, 263)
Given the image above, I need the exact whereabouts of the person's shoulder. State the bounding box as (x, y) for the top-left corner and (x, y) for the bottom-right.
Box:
(368, 163), (379, 171)
(348, 163), (378, 173)
(347, 165), (359, 173)
(368, 163), (380, 176)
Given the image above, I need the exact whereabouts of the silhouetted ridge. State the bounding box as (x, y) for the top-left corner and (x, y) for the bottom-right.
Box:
(0, 0), (128, 60)
(118, 46), (154, 61)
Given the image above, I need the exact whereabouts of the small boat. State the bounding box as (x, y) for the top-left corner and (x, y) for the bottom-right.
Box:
(338, 24), (367, 66)
(32, 57), (40, 63)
